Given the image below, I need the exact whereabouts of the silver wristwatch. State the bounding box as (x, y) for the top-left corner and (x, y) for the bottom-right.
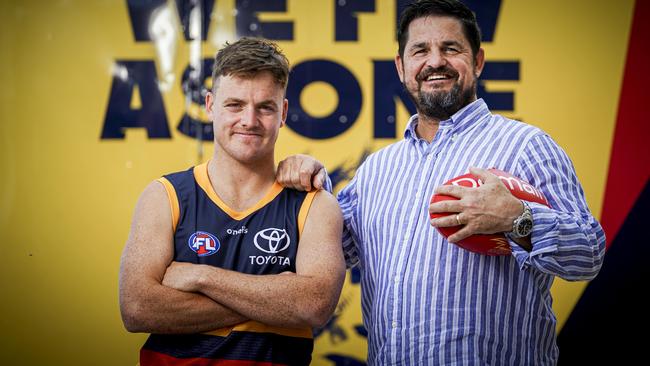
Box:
(509, 200), (533, 238)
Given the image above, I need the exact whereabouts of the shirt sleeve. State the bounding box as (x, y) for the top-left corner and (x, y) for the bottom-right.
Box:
(509, 133), (606, 281)
(337, 173), (362, 268)
(322, 168), (333, 193)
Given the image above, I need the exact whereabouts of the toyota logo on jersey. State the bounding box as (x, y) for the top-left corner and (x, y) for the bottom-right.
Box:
(253, 228), (290, 254)
(188, 231), (220, 257)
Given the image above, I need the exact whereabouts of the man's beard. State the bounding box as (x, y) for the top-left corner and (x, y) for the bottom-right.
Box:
(409, 66), (477, 121)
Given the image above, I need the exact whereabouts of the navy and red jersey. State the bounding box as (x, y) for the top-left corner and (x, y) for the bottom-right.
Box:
(140, 162), (317, 366)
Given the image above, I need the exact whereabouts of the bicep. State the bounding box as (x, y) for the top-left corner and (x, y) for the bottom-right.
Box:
(119, 181), (175, 298)
(295, 191), (345, 279)
(518, 135), (588, 213)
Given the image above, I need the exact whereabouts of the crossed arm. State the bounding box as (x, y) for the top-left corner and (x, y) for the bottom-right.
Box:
(161, 190), (346, 328)
(119, 181), (345, 334)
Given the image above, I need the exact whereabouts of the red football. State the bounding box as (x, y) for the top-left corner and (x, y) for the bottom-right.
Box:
(429, 169), (550, 256)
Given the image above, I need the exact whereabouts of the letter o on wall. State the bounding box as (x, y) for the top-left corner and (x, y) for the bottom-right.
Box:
(286, 60), (362, 139)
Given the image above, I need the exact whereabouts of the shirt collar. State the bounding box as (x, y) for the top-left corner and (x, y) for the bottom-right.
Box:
(403, 98), (490, 140)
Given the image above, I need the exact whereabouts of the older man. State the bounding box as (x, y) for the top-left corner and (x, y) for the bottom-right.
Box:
(277, 1), (605, 364)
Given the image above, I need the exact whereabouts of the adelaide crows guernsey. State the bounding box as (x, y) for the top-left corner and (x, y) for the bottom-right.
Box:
(140, 162), (317, 366)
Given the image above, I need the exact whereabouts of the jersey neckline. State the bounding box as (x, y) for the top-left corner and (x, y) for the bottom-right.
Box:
(193, 161), (284, 221)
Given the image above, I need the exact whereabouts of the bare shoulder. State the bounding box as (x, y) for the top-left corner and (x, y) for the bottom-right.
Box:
(296, 190), (344, 274)
(139, 180), (168, 207)
(308, 190), (342, 222)
(312, 189), (340, 207)
(132, 180), (171, 224)
(124, 179), (174, 257)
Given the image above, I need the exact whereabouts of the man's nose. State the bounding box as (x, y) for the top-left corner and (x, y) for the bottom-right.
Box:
(425, 49), (447, 69)
(240, 106), (258, 127)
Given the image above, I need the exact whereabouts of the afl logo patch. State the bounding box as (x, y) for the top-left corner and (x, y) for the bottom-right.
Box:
(188, 231), (220, 257)
(254, 228), (290, 254)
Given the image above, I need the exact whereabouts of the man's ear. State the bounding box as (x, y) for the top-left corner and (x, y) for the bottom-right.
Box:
(474, 48), (485, 78)
(205, 91), (214, 117)
(280, 98), (288, 127)
(395, 54), (405, 83)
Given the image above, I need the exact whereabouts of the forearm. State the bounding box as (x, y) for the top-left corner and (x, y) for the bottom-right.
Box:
(120, 281), (247, 334)
(195, 267), (339, 328)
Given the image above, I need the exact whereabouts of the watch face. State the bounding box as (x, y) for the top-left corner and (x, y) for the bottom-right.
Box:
(518, 219), (533, 236)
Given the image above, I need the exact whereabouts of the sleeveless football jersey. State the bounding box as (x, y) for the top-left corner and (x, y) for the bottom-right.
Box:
(140, 162), (317, 366)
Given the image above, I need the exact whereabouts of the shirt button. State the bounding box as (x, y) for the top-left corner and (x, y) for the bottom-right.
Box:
(392, 321), (398, 328)
(394, 276), (399, 284)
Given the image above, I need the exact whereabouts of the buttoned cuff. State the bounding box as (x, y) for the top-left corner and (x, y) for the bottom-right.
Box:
(510, 201), (559, 269)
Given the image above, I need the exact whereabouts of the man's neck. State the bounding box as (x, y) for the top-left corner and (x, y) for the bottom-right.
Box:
(414, 98), (479, 142)
(208, 154), (276, 212)
(415, 115), (441, 143)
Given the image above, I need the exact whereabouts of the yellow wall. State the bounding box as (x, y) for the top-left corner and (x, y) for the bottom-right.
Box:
(0, 0), (634, 365)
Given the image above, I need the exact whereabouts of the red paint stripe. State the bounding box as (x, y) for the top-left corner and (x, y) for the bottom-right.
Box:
(140, 349), (287, 366)
(601, 0), (650, 247)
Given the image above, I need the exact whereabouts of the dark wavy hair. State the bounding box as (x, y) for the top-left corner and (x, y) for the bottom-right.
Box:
(397, 0), (482, 58)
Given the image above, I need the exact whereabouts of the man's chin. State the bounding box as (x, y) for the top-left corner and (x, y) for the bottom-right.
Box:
(417, 99), (463, 121)
(417, 88), (475, 120)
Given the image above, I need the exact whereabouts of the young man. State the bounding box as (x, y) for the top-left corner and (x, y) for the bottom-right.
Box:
(119, 37), (345, 366)
(276, 1), (605, 364)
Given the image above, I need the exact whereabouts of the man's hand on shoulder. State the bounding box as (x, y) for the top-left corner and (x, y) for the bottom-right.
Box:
(277, 154), (326, 191)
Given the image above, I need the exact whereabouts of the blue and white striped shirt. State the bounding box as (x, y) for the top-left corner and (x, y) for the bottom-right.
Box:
(338, 99), (605, 365)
